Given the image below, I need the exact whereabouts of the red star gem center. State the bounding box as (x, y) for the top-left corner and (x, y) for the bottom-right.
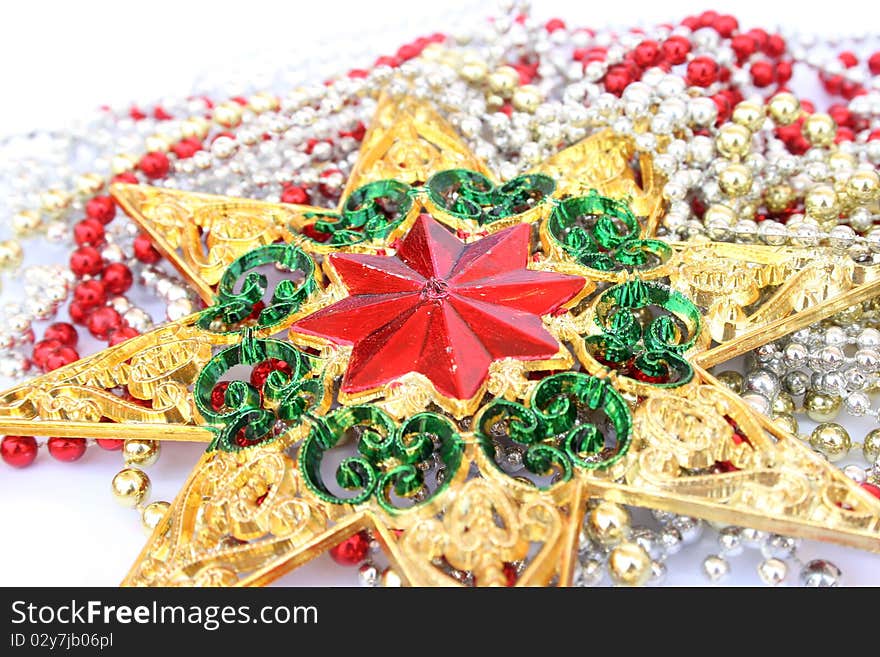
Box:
(291, 214), (585, 401)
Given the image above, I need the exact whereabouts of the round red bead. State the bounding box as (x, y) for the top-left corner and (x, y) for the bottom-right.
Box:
(750, 60), (775, 88)
(634, 40), (661, 67)
(1, 436), (38, 468)
(68, 300), (90, 325)
(47, 437), (87, 462)
(686, 56), (719, 87)
(44, 346), (79, 372)
(96, 439), (124, 450)
(87, 306), (123, 341)
(101, 262), (133, 295)
(838, 51), (858, 68)
(713, 14), (738, 38)
(661, 35), (690, 65)
(869, 52), (880, 75)
(731, 34), (756, 61)
(43, 322), (77, 347)
(74, 279), (107, 309)
(776, 60), (793, 84)
(329, 531), (370, 565)
(108, 325), (139, 346)
(545, 18), (566, 32)
(85, 196), (116, 224)
(138, 151), (170, 179)
(32, 339), (61, 369)
(604, 65), (632, 95)
(763, 34), (786, 58)
(69, 246), (104, 277)
(171, 138), (202, 159)
(133, 233), (162, 264)
(281, 185), (309, 205)
(112, 172), (139, 185)
(73, 218), (105, 247)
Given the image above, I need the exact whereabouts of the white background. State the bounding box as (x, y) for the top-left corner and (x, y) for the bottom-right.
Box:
(1, 0), (880, 586)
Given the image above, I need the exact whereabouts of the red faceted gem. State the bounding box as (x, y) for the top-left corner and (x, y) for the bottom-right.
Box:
(281, 185), (309, 205)
(291, 214), (584, 402)
(686, 56), (719, 87)
(503, 562), (518, 587)
(102, 262), (133, 294)
(210, 381), (230, 412)
(108, 325), (140, 346)
(861, 483), (880, 499)
(329, 531), (371, 566)
(250, 358), (293, 389)
(69, 246), (104, 277)
(47, 437), (87, 462)
(1, 436), (38, 468)
(133, 233), (162, 264)
(43, 322), (77, 347)
(661, 35), (690, 65)
(74, 279), (107, 309)
(96, 439), (124, 451)
(87, 307), (123, 341)
(74, 218), (105, 246)
(137, 151), (170, 179)
(85, 196), (116, 224)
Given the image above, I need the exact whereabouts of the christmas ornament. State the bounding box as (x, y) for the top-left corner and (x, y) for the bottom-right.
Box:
(2, 93), (879, 586)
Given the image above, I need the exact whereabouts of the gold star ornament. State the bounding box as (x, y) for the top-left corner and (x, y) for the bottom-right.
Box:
(2, 94), (880, 587)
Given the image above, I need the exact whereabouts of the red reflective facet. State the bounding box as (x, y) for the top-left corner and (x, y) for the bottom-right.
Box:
(292, 214), (584, 401)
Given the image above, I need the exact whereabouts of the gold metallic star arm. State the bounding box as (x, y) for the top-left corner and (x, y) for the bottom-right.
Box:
(0, 313), (242, 443)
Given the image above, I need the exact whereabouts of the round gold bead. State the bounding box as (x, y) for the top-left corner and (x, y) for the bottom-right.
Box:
(180, 117), (210, 140)
(772, 391), (795, 414)
(810, 422), (851, 462)
(863, 428), (880, 462)
(214, 102), (244, 129)
(804, 391), (841, 422)
(0, 240), (24, 270)
(804, 185), (839, 220)
(718, 164), (753, 197)
(703, 204), (737, 227)
(487, 66), (520, 97)
(608, 542), (652, 587)
(715, 123), (752, 159)
(12, 210), (42, 237)
(123, 439), (161, 467)
(767, 92), (800, 126)
(764, 184), (794, 213)
(772, 412), (798, 435)
(716, 370), (743, 394)
(732, 101), (765, 131)
(846, 170), (880, 204)
(144, 134), (172, 153)
(248, 92), (279, 114)
(587, 501), (630, 546)
(828, 151), (856, 174)
(141, 501), (170, 534)
(459, 60), (488, 84)
(111, 468), (151, 508)
(511, 85), (542, 113)
(110, 153), (138, 175)
(74, 173), (105, 198)
(39, 189), (72, 216)
(380, 568), (403, 587)
(803, 113), (836, 147)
